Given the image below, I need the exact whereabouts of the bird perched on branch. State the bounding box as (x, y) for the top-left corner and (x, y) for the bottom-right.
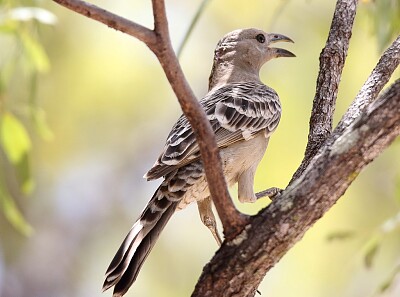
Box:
(103, 28), (294, 296)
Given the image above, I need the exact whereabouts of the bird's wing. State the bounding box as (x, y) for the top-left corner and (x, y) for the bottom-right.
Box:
(144, 81), (281, 180)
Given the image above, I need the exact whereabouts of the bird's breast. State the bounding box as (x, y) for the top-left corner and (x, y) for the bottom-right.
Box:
(177, 131), (269, 210)
(220, 131), (269, 185)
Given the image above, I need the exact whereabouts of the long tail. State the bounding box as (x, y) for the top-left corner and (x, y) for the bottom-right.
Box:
(102, 183), (181, 296)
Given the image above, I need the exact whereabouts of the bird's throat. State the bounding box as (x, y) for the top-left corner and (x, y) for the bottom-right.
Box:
(208, 61), (261, 91)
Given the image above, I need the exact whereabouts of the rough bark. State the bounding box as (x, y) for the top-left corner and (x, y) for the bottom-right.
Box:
(292, 0), (358, 181)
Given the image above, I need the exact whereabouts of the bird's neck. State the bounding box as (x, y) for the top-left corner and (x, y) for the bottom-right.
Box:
(208, 59), (261, 91)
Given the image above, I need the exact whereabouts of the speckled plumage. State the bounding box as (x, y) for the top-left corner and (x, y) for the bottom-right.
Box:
(103, 28), (294, 297)
(145, 82), (281, 180)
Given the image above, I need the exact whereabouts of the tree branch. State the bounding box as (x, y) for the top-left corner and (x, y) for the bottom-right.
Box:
(151, 0), (169, 39)
(177, 0), (211, 58)
(291, 0), (358, 181)
(334, 34), (400, 136)
(149, 0), (248, 238)
(52, 0), (157, 46)
(51, 0), (247, 238)
(192, 78), (400, 297)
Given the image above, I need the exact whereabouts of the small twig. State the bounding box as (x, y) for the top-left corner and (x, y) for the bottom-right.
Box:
(52, 0), (156, 46)
(268, 0), (290, 29)
(177, 0), (211, 58)
(151, 0), (169, 40)
(291, 0), (358, 182)
(334, 34), (400, 136)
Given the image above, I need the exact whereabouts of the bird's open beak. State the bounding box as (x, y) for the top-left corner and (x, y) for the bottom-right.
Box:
(269, 33), (294, 44)
(268, 33), (296, 58)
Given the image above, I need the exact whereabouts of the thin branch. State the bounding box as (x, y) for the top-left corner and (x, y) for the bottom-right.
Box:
(177, 0), (211, 58)
(334, 34), (400, 136)
(52, 0), (247, 237)
(151, 0), (247, 238)
(192, 79), (400, 297)
(291, 0), (358, 181)
(51, 0), (157, 46)
(151, 0), (169, 40)
(151, 0), (247, 237)
(268, 0), (290, 29)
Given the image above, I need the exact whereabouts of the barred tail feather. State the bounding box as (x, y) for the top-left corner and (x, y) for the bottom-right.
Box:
(103, 220), (144, 288)
(103, 188), (179, 296)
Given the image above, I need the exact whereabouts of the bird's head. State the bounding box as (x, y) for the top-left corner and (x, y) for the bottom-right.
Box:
(209, 28), (294, 89)
(215, 28), (295, 66)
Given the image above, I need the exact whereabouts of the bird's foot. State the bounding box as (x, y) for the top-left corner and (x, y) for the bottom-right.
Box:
(255, 187), (283, 200)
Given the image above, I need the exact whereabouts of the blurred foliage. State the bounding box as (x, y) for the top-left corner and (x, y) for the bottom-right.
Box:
(177, 0), (211, 58)
(363, 201), (400, 270)
(362, 0), (400, 51)
(378, 265), (400, 295)
(326, 230), (356, 242)
(327, 179), (400, 295)
(0, 0), (56, 235)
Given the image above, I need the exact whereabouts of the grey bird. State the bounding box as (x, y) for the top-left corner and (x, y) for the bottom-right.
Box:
(103, 28), (294, 296)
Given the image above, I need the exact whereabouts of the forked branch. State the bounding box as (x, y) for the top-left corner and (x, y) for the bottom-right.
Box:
(291, 0), (358, 181)
(192, 79), (400, 297)
(52, 0), (247, 238)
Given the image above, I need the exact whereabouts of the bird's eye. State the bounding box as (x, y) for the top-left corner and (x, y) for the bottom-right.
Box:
(256, 34), (265, 43)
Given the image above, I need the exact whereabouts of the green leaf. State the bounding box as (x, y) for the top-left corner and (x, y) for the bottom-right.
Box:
(362, 0), (400, 51)
(0, 55), (17, 95)
(395, 174), (400, 206)
(21, 178), (35, 195)
(0, 20), (18, 34)
(33, 108), (54, 141)
(19, 31), (50, 73)
(0, 112), (32, 164)
(0, 184), (33, 236)
(15, 153), (35, 195)
(378, 265), (400, 293)
(364, 236), (380, 268)
(326, 230), (356, 242)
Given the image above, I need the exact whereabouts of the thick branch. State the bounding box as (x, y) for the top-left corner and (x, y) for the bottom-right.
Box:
(292, 0), (358, 181)
(192, 79), (400, 297)
(51, 0), (247, 237)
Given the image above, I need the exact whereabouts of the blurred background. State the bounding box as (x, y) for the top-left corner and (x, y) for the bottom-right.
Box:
(1, 0), (400, 296)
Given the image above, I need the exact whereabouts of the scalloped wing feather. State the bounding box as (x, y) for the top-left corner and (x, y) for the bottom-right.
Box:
(144, 82), (281, 180)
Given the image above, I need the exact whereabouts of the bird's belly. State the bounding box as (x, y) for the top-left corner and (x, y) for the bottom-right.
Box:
(220, 131), (269, 185)
(177, 131), (269, 210)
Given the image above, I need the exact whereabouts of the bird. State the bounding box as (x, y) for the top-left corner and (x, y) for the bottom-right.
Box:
(103, 28), (294, 296)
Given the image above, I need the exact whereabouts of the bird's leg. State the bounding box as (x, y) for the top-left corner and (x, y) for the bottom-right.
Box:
(255, 187), (283, 200)
(238, 166), (258, 203)
(238, 166), (283, 202)
(197, 197), (223, 245)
